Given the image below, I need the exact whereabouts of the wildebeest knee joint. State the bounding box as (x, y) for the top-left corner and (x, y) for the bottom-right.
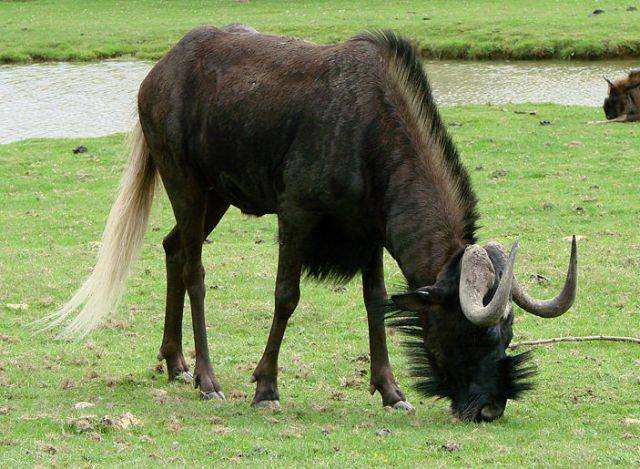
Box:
(275, 289), (299, 317)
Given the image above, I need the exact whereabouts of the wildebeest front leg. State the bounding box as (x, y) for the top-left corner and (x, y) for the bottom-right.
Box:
(251, 220), (302, 408)
(363, 248), (413, 411)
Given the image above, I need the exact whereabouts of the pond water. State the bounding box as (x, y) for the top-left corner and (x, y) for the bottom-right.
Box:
(1, 59), (636, 143)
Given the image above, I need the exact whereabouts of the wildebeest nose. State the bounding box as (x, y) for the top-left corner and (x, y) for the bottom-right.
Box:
(479, 403), (504, 421)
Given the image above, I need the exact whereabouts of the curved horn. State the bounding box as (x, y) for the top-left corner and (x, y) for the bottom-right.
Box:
(512, 236), (577, 318)
(459, 241), (518, 327)
(604, 76), (615, 88)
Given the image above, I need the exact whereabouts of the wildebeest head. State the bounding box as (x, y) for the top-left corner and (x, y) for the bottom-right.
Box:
(387, 238), (577, 422)
(603, 75), (640, 120)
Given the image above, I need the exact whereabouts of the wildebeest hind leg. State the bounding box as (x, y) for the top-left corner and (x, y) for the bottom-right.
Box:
(363, 248), (413, 410)
(251, 218), (304, 408)
(157, 225), (190, 381)
(158, 197), (229, 384)
(160, 167), (227, 399)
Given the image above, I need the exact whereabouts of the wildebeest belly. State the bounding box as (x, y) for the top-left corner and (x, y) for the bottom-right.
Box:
(213, 169), (279, 216)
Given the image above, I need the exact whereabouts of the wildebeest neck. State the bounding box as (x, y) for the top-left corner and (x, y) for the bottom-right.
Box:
(383, 165), (473, 288)
(358, 31), (479, 286)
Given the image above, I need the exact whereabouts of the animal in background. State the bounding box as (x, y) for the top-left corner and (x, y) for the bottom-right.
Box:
(603, 68), (640, 122)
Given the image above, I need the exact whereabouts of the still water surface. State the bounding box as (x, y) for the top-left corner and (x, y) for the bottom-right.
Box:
(1, 59), (636, 143)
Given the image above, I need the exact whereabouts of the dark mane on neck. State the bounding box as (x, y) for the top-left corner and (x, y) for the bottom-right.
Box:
(353, 30), (478, 243)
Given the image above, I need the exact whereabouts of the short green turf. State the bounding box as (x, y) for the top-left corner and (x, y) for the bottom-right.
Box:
(0, 104), (638, 466)
(2, 0), (640, 63)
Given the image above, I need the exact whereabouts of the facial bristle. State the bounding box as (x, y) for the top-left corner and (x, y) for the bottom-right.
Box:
(500, 350), (537, 399)
(384, 302), (451, 399)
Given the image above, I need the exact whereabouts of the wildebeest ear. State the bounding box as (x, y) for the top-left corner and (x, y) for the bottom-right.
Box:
(391, 287), (446, 311)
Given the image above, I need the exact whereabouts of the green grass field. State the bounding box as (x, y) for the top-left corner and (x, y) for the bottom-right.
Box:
(0, 104), (638, 466)
(2, 0), (640, 63)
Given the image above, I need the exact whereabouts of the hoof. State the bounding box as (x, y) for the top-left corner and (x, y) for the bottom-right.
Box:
(200, 390), (225, 400)
(392, 401), (415, 412)
(179, 371), (193, 383)
(252, 400), (280, 410)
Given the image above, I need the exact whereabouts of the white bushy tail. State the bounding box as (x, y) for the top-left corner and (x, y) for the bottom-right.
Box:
(41, 121), (157, 339)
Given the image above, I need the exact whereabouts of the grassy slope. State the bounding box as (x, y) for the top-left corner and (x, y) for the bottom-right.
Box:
(0, 104), (639, 466)
(2, 0), (640, 63)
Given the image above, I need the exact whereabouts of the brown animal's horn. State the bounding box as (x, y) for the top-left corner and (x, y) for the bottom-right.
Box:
(512, 236), (577, 318)
(459, 241), (518, 327)
(604, 76), (615, 88)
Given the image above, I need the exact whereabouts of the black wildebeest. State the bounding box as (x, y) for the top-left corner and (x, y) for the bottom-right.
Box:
(603, 69), (640, 122)
(46, 26), (577, 421)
